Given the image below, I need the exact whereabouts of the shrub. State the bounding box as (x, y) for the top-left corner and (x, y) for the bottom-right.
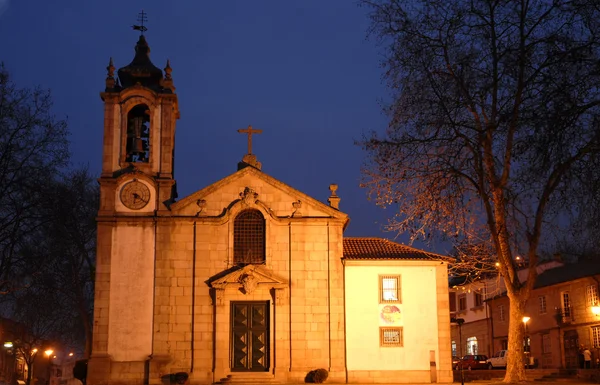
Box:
(305, 368), (329, 383)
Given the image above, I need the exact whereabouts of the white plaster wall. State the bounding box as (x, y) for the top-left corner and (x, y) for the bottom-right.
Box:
(108, 225), (155, 361)
(345, 264), (439, 370)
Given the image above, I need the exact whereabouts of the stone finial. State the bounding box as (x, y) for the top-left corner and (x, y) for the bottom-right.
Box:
(105, 57), (116, 90)
(164, 59), (172, 80)
(161, 59), (176, 92)
(292, 200), (302, 217)
(328, 184), (340, 209)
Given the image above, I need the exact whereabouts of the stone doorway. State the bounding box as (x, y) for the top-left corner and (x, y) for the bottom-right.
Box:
(230, 301), (269, 372)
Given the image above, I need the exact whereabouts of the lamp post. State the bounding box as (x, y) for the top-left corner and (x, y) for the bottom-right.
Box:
(44, 349), (53, 385)
(522, 316), (531, 369)
(451, 318), (465, 385)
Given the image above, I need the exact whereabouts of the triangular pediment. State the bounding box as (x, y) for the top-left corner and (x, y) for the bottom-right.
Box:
(208, 264), (288, 290)
(170, 166), (349, 227)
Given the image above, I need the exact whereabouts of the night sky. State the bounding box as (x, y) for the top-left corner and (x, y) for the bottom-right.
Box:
(0, 1), (445, 251)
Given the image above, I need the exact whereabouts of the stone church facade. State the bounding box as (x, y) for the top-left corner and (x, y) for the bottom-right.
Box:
(87, 35), (454, 385)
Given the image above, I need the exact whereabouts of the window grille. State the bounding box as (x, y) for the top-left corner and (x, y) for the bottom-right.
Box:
(592, 326), (600, 349)
(234, 209), (265, 265)
(380, 327), (403, 347)
(379, 275), (401, 303)
(539, 296), (547, 314)
(587, 285), (598, 307)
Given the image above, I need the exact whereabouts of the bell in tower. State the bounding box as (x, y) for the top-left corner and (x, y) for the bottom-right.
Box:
(126, 104), (150, 162)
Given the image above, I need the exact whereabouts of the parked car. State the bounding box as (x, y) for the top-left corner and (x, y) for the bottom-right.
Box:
(455, 354), (489, 370)
(487, 350), (535, 369)
(452, 356), (460, 367)
(487, 350), (508, 369)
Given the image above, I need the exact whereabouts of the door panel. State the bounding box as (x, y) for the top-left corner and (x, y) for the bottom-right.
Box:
(231, 301), (269, 371)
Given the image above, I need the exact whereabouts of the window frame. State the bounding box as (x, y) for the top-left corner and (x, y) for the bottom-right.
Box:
(562, 291), (571, 317)
(379, 275), (401, 304)
(498, 304), (505, 322)
(542, 333), (551, 353)
(586, 284), (599, 307)
(538, 295), (547, 315)
(592, 326), (600, 349)
(380, 327), (403, 347)
(458, 294), (467, 311)
(474, 290), (483, 307)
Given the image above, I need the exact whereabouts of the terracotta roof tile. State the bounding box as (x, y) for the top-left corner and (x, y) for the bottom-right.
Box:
(343, 237), (453, 262)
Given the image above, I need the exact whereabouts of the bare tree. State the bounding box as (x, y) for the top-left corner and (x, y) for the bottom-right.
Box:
(360, 0), (600, 381)
(18, 169), (97, 358)
(0, 64), (70, 292)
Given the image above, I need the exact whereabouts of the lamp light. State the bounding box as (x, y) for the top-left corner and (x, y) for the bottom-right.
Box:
(3, 342), (13, 348)
(592, 302), (600, 316)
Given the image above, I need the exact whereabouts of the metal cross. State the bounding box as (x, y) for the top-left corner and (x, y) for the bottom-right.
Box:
(237, 125), (263, 155)
(132, 10), (148, 35)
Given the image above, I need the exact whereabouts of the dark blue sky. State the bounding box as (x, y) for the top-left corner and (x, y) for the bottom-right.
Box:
(0, 0), (445, 250)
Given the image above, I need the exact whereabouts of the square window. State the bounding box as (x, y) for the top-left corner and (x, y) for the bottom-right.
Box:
(380, 275), (401, 303)
(380, 327), (403, 347)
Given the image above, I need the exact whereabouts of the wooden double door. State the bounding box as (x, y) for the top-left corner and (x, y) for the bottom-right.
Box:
(231, 301), (269, 371)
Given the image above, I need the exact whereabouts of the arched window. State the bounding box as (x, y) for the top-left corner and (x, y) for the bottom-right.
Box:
(126, 104), (150, 162)
(234, 209), (265, 265)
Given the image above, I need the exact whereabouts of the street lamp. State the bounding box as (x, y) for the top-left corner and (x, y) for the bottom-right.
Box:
(44, 349), (53, 385)
(522, 317), (531, 369)
(592, 302), (600, 316)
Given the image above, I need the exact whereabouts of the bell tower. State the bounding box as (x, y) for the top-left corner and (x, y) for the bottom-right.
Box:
(98, 33), (179, 215)
(89, 25), (179, 385)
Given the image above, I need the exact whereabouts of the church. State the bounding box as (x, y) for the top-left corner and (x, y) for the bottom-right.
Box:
(87, 33), (454, 385)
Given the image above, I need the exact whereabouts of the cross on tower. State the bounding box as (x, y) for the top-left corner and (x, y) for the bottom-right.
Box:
(132, 10), (148, 35)
(237, 125), (263, 155)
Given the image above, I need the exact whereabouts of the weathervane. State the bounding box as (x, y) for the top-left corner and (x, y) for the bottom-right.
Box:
(132, 10), (148, 35)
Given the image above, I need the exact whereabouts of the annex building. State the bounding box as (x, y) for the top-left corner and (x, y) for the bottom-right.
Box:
(87, 34), (454, 385)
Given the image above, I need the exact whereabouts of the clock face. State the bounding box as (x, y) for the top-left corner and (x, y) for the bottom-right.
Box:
(120, 180), (151, 210)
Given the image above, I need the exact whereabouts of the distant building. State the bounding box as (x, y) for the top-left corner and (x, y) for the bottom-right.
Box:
(449, 260), (562, 360)
(489, 261), (600, 368)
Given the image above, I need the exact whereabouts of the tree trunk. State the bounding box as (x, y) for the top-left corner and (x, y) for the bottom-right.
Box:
(504, 291), (527, 383)
(25, 361), (32, 385)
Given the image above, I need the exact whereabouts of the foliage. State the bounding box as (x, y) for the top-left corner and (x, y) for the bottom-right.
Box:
(360, 0), (600, 382)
